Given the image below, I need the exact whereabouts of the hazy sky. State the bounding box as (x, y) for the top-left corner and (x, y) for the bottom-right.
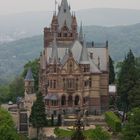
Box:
(0, 0), (140, 15)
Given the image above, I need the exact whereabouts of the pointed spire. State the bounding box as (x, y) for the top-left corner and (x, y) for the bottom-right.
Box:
(98, 56), (100, 69)
(79, 36), (90, 64)
(25, 68), (34, 81)
(79, 22), (84, 44)
(57, 0), (72, 30)
(51, 34), (59, 64)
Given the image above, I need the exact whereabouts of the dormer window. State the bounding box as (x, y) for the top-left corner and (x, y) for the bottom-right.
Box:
(84, 64), (90, 72)
(64, 9), (66, 13)
(64, 33), (67, 37)
(90, 53), (93, 59)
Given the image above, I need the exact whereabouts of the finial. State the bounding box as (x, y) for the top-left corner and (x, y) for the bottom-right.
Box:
(106, 40), (108, 48)
(98, 56), (100, 69)
(55, 0), (58, 15)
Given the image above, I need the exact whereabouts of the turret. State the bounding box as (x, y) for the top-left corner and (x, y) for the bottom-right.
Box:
(79, 37), (90, 64)
(79, 22), (84, 44)
(50, 34), (59, 64)
(71, 13), (77, 32)
(24, 68), (34, 94)
(51, 12), (58, 33)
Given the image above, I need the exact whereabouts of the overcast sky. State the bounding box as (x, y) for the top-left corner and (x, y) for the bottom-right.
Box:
(0, 0), (140, 15)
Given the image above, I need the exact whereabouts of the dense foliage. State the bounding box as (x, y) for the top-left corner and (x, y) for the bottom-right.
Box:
(29, 91), (47, 139)
(54, 127), (110, 140)
(117, 50), (140, 112)
(0, 59), (39, 104)
(0, 77), (24, 104)
(105, 111), (121, 132)
(109, 56), (115, 84)
(122, 108), (140, 140)
(0, 107), (18, 140)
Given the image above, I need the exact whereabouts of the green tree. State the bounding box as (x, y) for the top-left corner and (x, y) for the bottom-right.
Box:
(29, 91), (47, 139)
(8, 77), (24, 103)
(0, 85), (9, 104)
(109, 56), (115, 84)
(135, 135), (140, 140)
(0, 107), (19, 140)
(22, 59), (39, 91)
(117, 50), (137, 114)
(122, 108), (140, 140)
(71, 129), (85, 140)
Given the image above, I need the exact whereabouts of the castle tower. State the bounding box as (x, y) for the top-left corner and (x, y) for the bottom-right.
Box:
(44, 0), (78, 48)
(24, 68), (34, 94)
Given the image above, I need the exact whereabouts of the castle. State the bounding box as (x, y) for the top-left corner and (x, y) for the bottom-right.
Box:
(40, 0), (109, 115)
(21, 0), (109, 133)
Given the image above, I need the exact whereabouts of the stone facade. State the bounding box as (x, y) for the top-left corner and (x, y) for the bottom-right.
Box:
(38, 0), (109, 116)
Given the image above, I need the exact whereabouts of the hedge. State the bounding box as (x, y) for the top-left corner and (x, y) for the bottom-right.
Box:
(105, 111), (121, 132)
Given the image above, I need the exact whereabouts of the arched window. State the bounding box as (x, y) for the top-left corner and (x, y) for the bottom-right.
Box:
(61, 95), (66, 106)
(68, 95), (73, 107)
(75, 95), (80, 105)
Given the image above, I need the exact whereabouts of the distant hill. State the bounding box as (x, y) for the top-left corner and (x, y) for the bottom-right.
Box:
(0, 23), (140, 83)
(1, 8), (140, 43)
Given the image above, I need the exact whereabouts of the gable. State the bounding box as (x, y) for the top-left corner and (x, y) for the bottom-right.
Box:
(60, 56), (81, 74)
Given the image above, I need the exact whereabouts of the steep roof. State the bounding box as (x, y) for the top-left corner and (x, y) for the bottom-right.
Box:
(50, 34), (59, 64)
(47, 40), (108, 72)
(79, 22), (84, 43)
(79, 38), (90, 64)
(25, 68), (34, 81)
(57, 0), (72, 30)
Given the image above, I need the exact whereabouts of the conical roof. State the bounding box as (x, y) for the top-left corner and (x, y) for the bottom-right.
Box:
(79, 38), (90, 64)
(25, 68), (34, 81)
(58, 0), (72, 30)
(79, 22), (84, 43)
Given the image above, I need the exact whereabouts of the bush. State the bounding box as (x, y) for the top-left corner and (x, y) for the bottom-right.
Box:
(105, 111), (121, 132)
(54, 127), (110, 140)
(84, 126), (110, 140)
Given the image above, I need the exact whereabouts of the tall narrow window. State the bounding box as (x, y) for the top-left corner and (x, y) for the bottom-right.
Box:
(89, 78), (92, 88)
(76, 78), (78, 90)
(75, 95), (80, 105)
(63, 78), (66, 89)
(54, 80), (56, 89)
(90, 53), (93, 59)
(61, 95), (66, 106)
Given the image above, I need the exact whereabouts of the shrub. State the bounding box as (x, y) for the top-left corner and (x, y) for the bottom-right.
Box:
(105, 111), (121, 132)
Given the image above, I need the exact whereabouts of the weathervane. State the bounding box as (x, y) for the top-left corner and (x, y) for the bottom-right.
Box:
(55, 0), (58, 14)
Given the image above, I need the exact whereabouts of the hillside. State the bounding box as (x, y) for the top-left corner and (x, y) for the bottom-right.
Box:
(1, 8), (140, 43)
(0, 23), (140, 83)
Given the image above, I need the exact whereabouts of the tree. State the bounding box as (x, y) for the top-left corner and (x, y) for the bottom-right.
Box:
(109, 56), (115, 84)
(71, 129), (85, 140)
(8, 77), (24, 103)
(135, 135), (140, 140)
(0, 85), (9, 104)
(117, 50), (137, 114)
(0, 77), (24, 104)
(122, 108), (140, 140)
(0, 107), (19, 140)
(29, 91), (47, 139)
(22, 59), (39, 91)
